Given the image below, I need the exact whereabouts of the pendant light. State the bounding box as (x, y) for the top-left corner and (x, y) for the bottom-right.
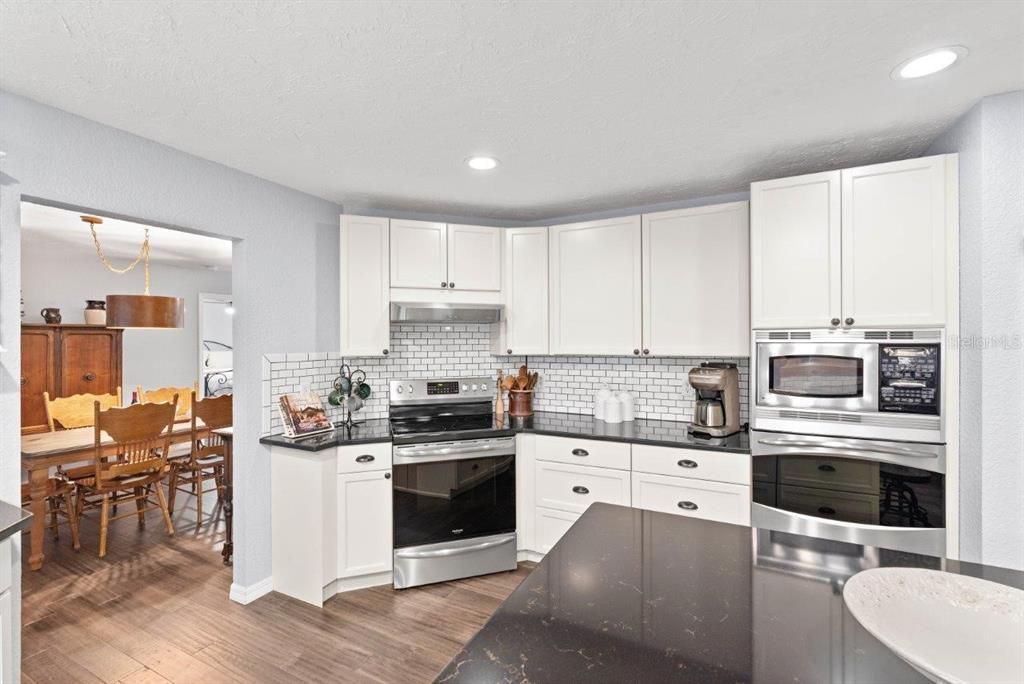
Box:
(83, 215), (185, 329)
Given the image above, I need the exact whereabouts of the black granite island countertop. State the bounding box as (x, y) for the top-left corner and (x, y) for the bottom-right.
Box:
(260, 412), (749, 454)
(0, 499), (32, 542)
(435, 503), (1024, 684)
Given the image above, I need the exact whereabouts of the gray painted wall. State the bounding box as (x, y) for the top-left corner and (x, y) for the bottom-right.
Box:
(0, 88), (343, 660)
(21, 238), (232, 397)
(928, 90), (1024, 571)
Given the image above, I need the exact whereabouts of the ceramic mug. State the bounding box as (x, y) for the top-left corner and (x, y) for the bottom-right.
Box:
(40, 307), (61, 324)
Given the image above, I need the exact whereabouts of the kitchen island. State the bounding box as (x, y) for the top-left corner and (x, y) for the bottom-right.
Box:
(434, 502), (1024, 683)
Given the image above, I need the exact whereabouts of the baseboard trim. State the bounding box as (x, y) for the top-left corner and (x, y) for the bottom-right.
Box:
(323, 571), (393, 602)
(229, 576), (273, 605)
(518, 550), (544, 564)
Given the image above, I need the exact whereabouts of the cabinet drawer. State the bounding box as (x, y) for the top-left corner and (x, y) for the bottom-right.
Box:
(631, 444), (750, 485)
(535, 461), (630, 514)
(534, 506), (580, 554)
(535, 435), (630, 470)
(778, 455), (878, 495)
(337, 442), (392, 474)
(778, 484), (879, 525)
(631, 472), (751, 526)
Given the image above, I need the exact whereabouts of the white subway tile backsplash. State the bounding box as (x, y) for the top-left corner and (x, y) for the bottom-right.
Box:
(261, 323), (749, 434)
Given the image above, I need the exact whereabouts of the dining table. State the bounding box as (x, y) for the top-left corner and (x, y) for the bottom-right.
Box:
(20, 417), (233, 570)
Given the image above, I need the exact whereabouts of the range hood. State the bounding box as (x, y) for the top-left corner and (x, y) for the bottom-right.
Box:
(390, 301), (503, 324)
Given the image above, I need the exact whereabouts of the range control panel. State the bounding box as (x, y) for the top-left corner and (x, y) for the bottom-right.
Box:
(878, 344), (940, 415)
(390, 377), (493, 404)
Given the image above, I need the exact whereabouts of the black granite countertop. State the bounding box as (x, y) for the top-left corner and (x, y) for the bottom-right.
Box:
(0, 499), (32, 542)
(435, 503), (1024, 684)
(259, 412), (749, 454)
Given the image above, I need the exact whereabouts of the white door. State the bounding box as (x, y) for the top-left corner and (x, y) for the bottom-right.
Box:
(549, 216), (642, 355)
(337, 470), (393, 578)
(502, 227), (549, 355)
(389, 219), (448, 289)
(643, 202), (750, 356)
(841, 155), (952, 327)
(447, 224), (501, 291)
(750, 171), (841, 329)
(340, 215), (390, 357)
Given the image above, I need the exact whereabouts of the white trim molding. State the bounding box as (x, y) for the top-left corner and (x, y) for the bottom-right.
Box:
(229, 576), (273, 605)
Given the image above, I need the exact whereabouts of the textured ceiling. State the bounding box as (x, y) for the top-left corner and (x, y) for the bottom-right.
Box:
(21, 202), (233, 269)
(1, 1), (1022, 222)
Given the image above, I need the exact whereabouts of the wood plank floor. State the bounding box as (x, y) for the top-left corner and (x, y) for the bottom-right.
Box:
(22, 490), (532, 683)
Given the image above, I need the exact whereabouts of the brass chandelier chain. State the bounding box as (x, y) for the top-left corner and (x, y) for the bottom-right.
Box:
(83, 215), (152, 295)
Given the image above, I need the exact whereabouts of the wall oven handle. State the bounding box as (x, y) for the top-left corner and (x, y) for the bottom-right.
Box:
(756, 438), (936, 459)
(394, 535), (515, 560)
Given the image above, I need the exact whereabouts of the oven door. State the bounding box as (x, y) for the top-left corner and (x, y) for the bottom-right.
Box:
(756, 342), (878, 413)
(751, 430), (946, 556)
(392, 437), (516, 549)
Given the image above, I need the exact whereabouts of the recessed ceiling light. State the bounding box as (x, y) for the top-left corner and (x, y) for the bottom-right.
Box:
(466, 156), (499, 171)
(893, 46), (967, 80)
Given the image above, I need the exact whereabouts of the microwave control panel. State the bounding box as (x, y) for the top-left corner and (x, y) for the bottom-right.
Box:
(878, 344), (940, 415)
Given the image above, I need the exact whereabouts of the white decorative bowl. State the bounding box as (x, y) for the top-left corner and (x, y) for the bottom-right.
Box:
(843, 567), (1024, 684)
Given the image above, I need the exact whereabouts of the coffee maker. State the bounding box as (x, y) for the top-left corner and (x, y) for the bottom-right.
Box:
(687, 362), (741, 437)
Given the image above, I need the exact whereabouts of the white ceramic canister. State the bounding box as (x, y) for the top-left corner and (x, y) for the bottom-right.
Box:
(604, 395), (623, 424)
(618, 391), (635, 421)
(594, 385), (611, 420)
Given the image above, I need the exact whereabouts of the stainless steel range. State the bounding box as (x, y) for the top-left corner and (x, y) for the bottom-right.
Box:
(389, 376), (517, 589)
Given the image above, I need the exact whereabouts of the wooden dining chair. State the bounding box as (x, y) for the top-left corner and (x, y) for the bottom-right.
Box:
(76, 398), (178, 558)
(44, 388), (123, 431)
(168, 392), (231, 530)
(20, 479), (81, 551)
(137, 383), (199, 420)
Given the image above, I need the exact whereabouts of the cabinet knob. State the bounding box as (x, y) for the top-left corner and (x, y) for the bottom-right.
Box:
(830, 318), (841, 327)
(506, 349), (512, 355)
(572, 485), (590, 495)
(382, 349), (389, 356)
(571, 448), (589, 457)
(82, 372), (96, 382)
(448, 282), (455, 288)
(20, 377), (27, 386)
(677, 501), (698, 511)
(677, 459), (698, 469)
(642, 348), (650, 355)
(441, 281), (448, 288)
(845, 317), (855, 326)
(384, 472), (392, 480)
(633, 349), (640, 355)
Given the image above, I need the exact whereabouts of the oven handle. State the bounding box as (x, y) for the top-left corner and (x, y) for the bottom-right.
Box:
(394, 534), (516, 560)
(756, 438), (937, 459)
(393, 438), (516, 464)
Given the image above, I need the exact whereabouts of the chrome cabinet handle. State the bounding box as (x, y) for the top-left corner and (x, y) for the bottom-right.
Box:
(678, 501), (698, 511)
(572, 486), (589, 495)
(355, 454), (375, 463)
(831, 318), (841, 327)
(571, 448), (589, 457)
(678, 459), (698, 468)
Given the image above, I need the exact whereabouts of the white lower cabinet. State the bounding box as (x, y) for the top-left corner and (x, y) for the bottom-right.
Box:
(535, 460), (630, 514)
(631, 471), (750, 526)
(337, 468), (393, 579)
(533, 507), (581, 554)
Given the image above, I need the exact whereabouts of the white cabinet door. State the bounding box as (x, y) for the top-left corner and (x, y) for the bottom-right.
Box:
(340, 215), (390, 357)
(0, 590), (10, 684)
(534, 506), (580, 554)
(337, 469), (393, 578)
(535, 460), (631, 514)
(549, 216), (642, 355)
(643, 202), (750, 356)
(389, 219), (448, 289)
(447, 224), (501, 291)
(750, 171), (841, 329)
(501, 227), (549, 355)
(841, 155), (952, 327)
(631, 472), (751, 526)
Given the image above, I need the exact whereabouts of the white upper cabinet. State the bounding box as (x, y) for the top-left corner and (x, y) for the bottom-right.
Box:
(389, 219), (448, 289)
(841, 155), (953, 327)
(340, 215), (390, 357)
(549, 216), (643, 355)
(501, 227), (549, 355)
(643, 202), (750, 356)
(447, 224), (502, 291)
(750, 171), (842, 329)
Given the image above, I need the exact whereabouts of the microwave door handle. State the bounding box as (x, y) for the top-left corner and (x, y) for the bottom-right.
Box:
(756, 438), (936, 459)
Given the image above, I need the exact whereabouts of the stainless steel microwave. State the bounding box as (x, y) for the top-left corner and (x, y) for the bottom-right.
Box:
(752, 329), (945, 443)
